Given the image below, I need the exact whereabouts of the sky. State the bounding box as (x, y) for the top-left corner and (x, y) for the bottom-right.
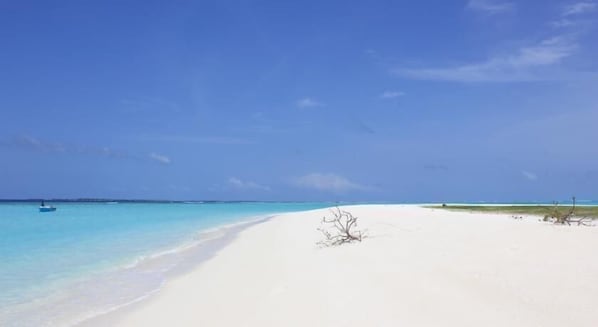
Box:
(1, 0), (597, 202)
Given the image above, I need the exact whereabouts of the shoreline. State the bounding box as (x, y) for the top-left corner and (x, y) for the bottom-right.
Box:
(92, 205), (598, 326)
(0, 214), (275, 327)
(73, 215), (274, 327)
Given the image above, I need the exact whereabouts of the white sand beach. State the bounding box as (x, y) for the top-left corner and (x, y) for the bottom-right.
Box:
(94, 205), (598, 327)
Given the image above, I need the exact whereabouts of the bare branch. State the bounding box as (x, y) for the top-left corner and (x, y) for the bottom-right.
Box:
(543, 196), (594, 226)
(317, 207), (365, 246)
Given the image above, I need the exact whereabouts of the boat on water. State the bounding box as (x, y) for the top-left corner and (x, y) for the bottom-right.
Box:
(39, 201), (57, 212)
(39, 206), (57, 212)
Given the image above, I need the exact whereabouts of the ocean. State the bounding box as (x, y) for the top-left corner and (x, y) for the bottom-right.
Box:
(0, 201), (332, 326)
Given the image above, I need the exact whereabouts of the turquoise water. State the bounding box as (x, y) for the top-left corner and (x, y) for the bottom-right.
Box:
(0, 202), (331, 326)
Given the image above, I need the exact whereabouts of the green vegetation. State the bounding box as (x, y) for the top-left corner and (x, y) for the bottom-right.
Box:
(430, 205), (598, 219)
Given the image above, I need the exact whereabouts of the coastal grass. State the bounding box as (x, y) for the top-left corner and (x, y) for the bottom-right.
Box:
(430, 205), (598, 219)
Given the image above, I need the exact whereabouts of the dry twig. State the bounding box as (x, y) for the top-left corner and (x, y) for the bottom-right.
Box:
(317, 207), (364, 246)
(543, 196), (592, 226)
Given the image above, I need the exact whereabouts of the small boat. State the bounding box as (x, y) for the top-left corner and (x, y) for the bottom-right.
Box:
(39, 205), (57, 212)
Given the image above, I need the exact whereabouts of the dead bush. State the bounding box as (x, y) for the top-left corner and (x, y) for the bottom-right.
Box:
(317, 207), (364, 246)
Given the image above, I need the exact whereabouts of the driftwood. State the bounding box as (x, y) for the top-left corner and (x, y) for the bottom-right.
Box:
(543, 197), (592, 226)
(317, 207), (364, 246)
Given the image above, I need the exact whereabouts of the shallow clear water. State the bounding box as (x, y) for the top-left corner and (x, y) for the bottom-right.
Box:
(0, 202), (332, 326)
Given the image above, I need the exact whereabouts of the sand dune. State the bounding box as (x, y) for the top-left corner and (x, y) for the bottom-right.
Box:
(97, 205), (598, 327)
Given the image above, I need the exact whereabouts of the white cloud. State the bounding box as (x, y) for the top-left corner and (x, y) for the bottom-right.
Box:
(563, 2), (597, 16)
(522, 170), (538, 181)
(296, 97), (324, 108)
(149, 152), (171, 165)
(552, 2), (596, 27)
(139, 135), (254, 145)
(5, 134), (136, 160)
(466, 0), (514, 14)
(551, 18), (578, 28)
(227, 177), (270, 191)
(396, 37), (577, 82)
(380, 91), (406, 99)
(14, 135), (65, 152)
(292, 173), (368, 193)
(120, 97), (179, 112)
(3, 134), (176, 165)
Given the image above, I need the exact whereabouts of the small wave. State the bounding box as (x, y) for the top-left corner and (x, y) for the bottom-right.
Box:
(1, 216), (269, 327)
(119, 215), (271, 271)
(69, 215), (273, 326)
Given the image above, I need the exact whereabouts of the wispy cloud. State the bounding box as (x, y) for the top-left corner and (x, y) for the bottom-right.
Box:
(551, 18), (578, 28)
(10, 134), (67, 153)
(7, 135), (126, 158)
(120, 97), (180, 112)
(291, 173), (369, 193)
(522, 170), (538, 181)
(2, 134), (171, 165)
(563, 2), (597, 16)
(138, 135), (254, 145)
(552, 2), (596, 28)
(149, 152), (171, 165)
(396, 36), (577, 82)
(380, 91), (405, 99)
(296, 97), (324, 108)
(353, 120), (376, 135)
(399, 2), (596, 82)
(227, 177), (270, 191)
(466, 0), (515, 14)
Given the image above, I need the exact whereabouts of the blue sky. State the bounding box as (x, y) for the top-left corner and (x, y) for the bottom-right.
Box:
(1, 0), (597, 201)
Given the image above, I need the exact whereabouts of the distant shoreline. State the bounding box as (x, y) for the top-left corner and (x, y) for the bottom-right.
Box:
(430, 204), (598, 218)
(0, 199), (336, 204)
(2, 199), (596, 205)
